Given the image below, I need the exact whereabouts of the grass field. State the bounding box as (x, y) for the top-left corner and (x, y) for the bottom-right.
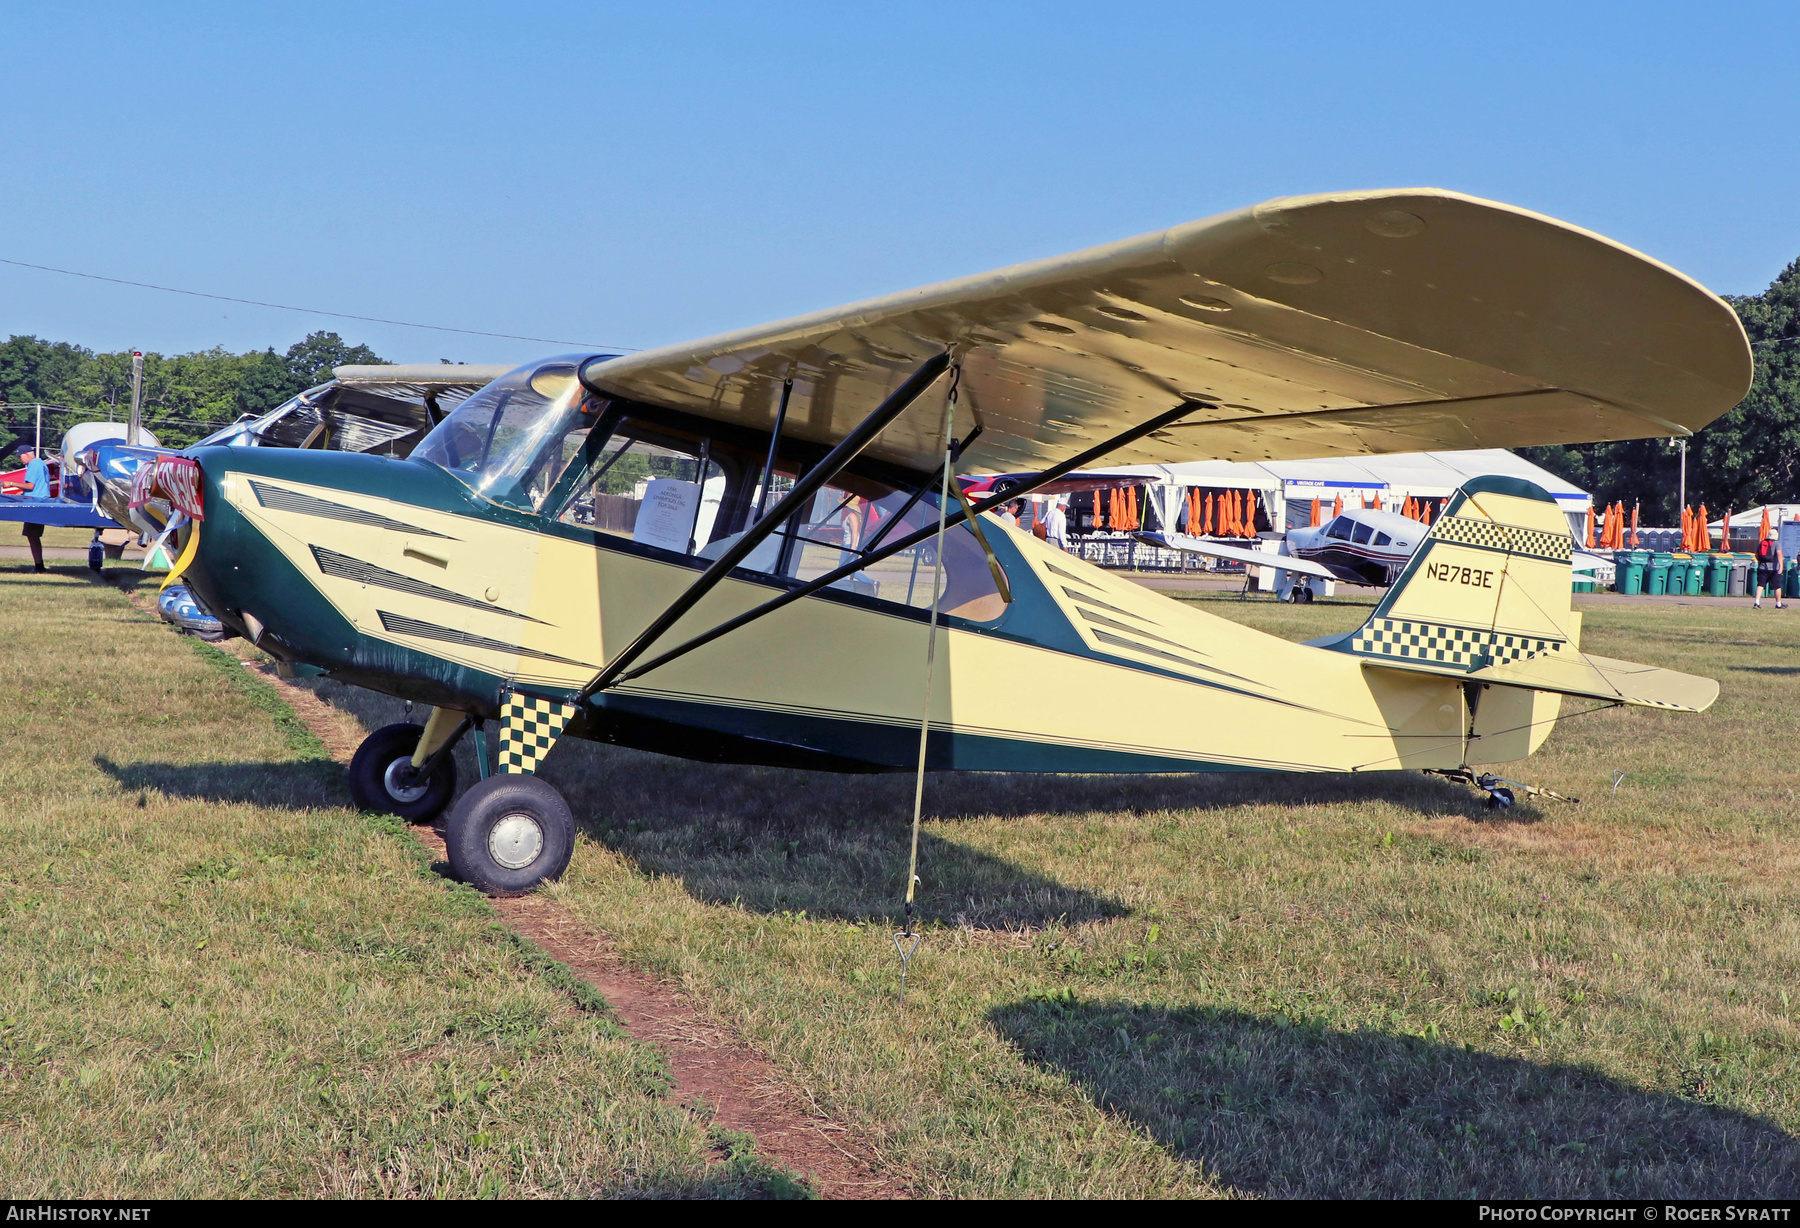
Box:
(6, 559), (1799, 1197)
(0, 563), (800, 1198)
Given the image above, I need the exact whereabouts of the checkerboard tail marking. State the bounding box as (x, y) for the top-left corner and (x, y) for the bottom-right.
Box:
(499, 693), (578, 775)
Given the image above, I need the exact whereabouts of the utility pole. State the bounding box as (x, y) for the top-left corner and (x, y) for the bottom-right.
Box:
(35, 404), (41, 454)
(128, 351), (144, 446)
(1677, 438), (1687, 516)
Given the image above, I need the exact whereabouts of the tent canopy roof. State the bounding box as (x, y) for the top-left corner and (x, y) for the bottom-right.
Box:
(1104, 448), (1589, 502)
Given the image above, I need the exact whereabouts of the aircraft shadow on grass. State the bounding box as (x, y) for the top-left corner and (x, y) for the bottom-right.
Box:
(988, 996), (1800, 1199)
(1730, 664), (1800, 676)
(535, 741), (1494, 929)
(534, 743), (1127, 929)
(95, 755), (344, 811)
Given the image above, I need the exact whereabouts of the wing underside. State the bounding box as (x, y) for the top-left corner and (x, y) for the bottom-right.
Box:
(582, 189), (1752, 476)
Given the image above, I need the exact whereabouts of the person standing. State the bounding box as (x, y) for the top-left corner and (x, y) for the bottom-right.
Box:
(17, 444), (50, 573)
(1754, 531), (1786, 609)
(1044, 494), (1070, 551)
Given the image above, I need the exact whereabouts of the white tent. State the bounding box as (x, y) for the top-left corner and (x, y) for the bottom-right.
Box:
(1109, 449), (1590, 535)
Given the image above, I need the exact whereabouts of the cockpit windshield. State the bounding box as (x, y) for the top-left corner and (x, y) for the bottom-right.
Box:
(411, 356), (603, 509)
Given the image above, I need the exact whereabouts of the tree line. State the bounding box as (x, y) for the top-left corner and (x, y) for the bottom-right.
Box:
(0, 331), (385, 454)
(3, 258), (1798, 523)
(1515, 256), (1798, 520)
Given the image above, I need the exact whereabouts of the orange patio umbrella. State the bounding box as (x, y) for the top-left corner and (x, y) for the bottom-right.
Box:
(1759, 506), (1772, 544)
(1310, 496), (1321, 527)
(1586, 505), (1596, 549)
(1630, 501), (1640, 548)
(1697, 504), (1711, 552)
(1203, 492), (1214, 535)
(1332, 493), (1343, 519)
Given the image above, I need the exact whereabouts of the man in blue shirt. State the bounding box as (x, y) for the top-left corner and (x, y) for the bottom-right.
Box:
(18, 444), (50, 572)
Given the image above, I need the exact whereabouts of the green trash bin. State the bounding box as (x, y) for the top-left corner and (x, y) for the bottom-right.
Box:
(1687, 555), (1707, 595)
(1646, 552), (1673, 595)
(1706, 554), (1731, 596)
(1667, 554), (1691, 594)
(1614, 549), (1646, 595)
(1786, 562), (1799, 600)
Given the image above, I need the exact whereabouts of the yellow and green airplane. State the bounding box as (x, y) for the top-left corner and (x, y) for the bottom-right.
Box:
(144, 189), (1751, 896)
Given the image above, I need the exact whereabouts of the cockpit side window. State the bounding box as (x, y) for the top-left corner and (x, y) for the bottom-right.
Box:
(552, 417), (744, 556)
(1325, 516), (1354, 540)
(698, 470), (1006, 622)
(529, 395), (1006, 622)
(1351, 521), (1374, 544)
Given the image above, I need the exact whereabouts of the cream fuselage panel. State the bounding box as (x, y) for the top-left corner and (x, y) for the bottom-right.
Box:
(225, 475), (1468, 773)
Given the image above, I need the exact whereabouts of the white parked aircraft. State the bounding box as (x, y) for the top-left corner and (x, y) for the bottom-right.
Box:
(1136, 505), (1423, 601)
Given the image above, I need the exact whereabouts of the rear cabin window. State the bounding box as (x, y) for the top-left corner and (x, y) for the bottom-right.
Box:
(1374, 531), (1391, 546)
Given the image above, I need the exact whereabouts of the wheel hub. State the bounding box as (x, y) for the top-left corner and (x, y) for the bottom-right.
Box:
(383, 757), (431, 804)
(489, 812), (544, 870)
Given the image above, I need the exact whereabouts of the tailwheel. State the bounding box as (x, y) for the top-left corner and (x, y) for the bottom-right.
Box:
(445, 775), (575, 897)
(347, 722), (458, 823)
(1485, 787), (1516, 811)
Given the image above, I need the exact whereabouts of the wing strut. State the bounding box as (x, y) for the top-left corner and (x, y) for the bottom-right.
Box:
(575, 352), (953, 702)
(602, 396), (1210, 689)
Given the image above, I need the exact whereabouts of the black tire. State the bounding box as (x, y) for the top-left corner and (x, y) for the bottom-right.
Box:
(445, 774), (575, 897)
(1298, 587), (1315, 604)
(347, 722), (458, 823)
(1485, 787), (1516, 811)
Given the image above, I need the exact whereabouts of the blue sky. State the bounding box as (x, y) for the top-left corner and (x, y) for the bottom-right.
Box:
(1, 1), (1796, 366)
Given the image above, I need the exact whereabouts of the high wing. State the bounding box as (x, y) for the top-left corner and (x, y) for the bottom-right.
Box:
(1133, 530), (1337, 579)
(580, 188), (1752, 476)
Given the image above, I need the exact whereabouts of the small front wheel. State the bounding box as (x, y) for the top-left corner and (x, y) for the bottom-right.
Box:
(445, 775), (575, 896)
(1485, 787), (1516, 811)
(347, 723), (458, 823)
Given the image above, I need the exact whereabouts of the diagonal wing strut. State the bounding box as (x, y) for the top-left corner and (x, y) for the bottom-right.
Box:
(575, 352), (952, 701)
(600, 396), (1212, 691)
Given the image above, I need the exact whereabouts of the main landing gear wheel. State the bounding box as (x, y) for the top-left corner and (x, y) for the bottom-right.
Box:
(347, 723), (458, 823)
(445, 775), (575, 897)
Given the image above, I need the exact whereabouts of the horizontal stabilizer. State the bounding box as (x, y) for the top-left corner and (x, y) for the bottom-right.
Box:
(1334, 474), (1720, 712)
(1370, 651), (1718, 712)
(1133, 531), (1336, 579)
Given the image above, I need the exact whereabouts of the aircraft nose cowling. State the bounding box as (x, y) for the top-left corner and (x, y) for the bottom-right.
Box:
(182, 447), (364, 667)
(180, 445), (509, 712)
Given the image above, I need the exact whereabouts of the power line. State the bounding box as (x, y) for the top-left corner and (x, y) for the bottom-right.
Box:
(0, 256), (638, 352)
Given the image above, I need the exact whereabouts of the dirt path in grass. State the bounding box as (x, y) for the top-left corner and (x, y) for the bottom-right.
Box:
(113, 580), (903, 1199)
(276, 664), (903, 1199)
(284, 663), (903, 1198)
